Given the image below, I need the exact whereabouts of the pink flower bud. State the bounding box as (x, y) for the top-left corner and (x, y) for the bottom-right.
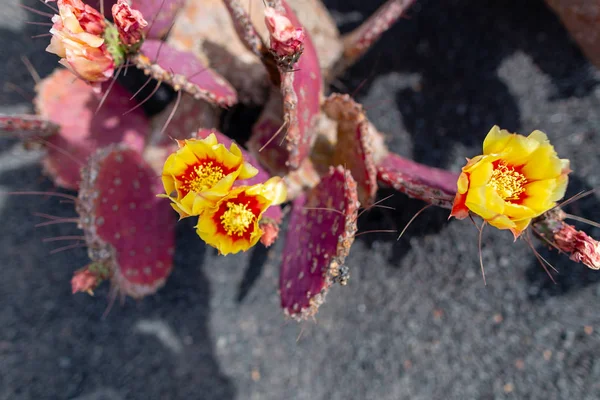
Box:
(264, 7), (305, 60)
(554, 223), (600, 270)
(112, 0), (148, 46)
(71, 265), (108, 295)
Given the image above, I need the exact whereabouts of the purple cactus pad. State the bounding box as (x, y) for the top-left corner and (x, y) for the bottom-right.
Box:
(34, 69), (148, 190)
(133, 40), (238, 107)
(377, 152), (459, 209)
(248, 1), (321, 172)
(323, 93), (378, 207)
(280, 166), (359, 320)
(77, 145), (176, 299)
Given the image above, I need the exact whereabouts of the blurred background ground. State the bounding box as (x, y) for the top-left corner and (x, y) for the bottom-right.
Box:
(2, 0), (600, 399)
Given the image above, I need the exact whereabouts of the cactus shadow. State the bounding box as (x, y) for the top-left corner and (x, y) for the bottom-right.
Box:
(525, 175), (600, 301)
(325, 0), (598, 167)
(356, 188), (450, 267)
(0, 161), (236, 399)
(236, 243), (270, 303)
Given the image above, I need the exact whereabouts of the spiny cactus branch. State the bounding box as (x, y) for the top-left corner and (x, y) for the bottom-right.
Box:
(328, 0), (416, 80)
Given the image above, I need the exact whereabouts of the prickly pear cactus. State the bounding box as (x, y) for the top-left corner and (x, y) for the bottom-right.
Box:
(77, 145), (175, 298)
(6, 0), (599, 322)
(280, 166), (359, 320)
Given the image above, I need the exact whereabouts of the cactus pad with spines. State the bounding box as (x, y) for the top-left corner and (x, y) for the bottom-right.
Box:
(279, 166), (359, 320)
(77, 145), (176, 299)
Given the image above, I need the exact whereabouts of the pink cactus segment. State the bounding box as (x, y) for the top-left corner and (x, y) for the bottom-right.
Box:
(0, 115), (59, 139)
(247, 1), (321, 172)
(322, 93), (378, 207)
(34, 68), (148, 190)
(132, 40), (238, 107)
(279, 0), (321, 169)
(377, 152), (458, 209)
(280, 166), (359, 320)
(330, 0), (416, 79)
(77, 145), (175, 299)
(130, 0), (185, 39)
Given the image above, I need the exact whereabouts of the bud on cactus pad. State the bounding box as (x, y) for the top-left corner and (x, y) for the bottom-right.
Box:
(248, 1), (321, 172)
(280, 166), (359, 320)
(71, 262), (111, 295)
(377, 153), (459, 209)
(322, 93), (378, 207)
(77, 145), (176, 299)
(34, 69), (148, 190)
(132, 40), (238, 107)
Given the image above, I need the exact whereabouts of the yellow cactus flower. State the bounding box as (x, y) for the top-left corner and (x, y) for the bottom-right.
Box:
(196, 177), (287, 255)
(160, 134), (259, 218)
(450, 126), (570, 238)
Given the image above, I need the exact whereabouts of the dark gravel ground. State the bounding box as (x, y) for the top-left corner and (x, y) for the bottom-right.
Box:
(2, 0), (600, 399)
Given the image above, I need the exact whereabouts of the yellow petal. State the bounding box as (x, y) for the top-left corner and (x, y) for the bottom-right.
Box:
(487, 214), (516, 230)
(509, 218), (531, 239)
(239, 162), (259, 180)
(502, 202), (537, 220)
(497, 134), (541, 166)
(467, 160), (494, 188)
(483, 125), (513, 154)
(261, 177), (287, 205)
(521, 143), (563, 181)
(456, 172), (469, 194)
(465, 185), (505, 220)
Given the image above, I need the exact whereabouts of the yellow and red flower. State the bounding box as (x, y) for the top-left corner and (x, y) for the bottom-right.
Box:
(160, 133), (258, 219)
(195, 177), (287, 255)
(450, 125), (570, 238)
(46, 0), (114, 90)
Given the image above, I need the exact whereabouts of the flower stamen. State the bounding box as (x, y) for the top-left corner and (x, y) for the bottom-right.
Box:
(220, 202), (255, 237)
(490, 162), (527, 201)
(182, 162), (225, 193)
